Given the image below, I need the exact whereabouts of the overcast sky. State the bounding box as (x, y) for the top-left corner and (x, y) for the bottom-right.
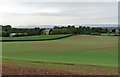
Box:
(0, 1), (118, 26)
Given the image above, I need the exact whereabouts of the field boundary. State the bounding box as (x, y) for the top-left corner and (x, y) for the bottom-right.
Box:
(1, 34), (73, 42)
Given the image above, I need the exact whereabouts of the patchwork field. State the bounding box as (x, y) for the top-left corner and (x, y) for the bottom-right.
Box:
(2, 35), (118, 75)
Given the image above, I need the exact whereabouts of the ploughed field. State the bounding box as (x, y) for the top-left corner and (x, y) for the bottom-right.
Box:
(2, 35), (118, 75)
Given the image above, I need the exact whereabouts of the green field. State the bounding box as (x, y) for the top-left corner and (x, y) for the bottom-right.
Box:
(2, 35), (118, 75)
(100, 33), (120, 36)
(1, 34), (71, 41)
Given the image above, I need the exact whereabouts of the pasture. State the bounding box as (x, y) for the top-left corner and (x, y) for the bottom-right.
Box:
(1, 34), (71, 41)
(2, 35), (118, 75)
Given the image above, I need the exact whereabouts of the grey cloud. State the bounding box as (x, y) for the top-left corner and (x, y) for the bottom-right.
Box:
(1, 2), (118, 25)
(9, 2), (117, 16)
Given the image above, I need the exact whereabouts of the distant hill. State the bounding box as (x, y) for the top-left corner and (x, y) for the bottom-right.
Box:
(81, 24), (118, 27)
(12, 24), (118, 29)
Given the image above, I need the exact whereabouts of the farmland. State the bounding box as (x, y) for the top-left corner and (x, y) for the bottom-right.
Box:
(2, 35), (118, 75)
(1, 34), (72, 41)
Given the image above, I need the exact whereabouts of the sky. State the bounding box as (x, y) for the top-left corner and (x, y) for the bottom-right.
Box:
(0, 0), (118, 26)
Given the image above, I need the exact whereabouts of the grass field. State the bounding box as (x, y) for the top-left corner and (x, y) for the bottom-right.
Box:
(2, 35), (118, 75)
(100, 33), (120, 36)
(1, 34), (72, 41)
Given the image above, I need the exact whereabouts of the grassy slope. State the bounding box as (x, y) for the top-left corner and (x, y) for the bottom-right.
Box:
(2, 36), (118, 67)
(1, 34), (71, 41)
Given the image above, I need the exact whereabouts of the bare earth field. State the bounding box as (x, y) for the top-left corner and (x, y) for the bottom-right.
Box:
(2, 63), (117, 75)
(2, 64), (78, 75)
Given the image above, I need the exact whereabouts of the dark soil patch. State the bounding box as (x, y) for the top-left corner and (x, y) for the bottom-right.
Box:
(32, 61), (45, 64)
(54, 63), (75, 66)
(32, 61), (75, 66)
(2, 64), (80, 75)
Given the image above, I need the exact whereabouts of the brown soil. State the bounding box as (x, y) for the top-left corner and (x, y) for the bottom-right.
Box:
(2, 64), (81, 75)
(2, 63), (118, 75)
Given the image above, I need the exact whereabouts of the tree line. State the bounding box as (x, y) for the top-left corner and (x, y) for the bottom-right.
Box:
(0, 25), (119, 37)
(1, 25), (43, 37)
(50, 25), (119, 35)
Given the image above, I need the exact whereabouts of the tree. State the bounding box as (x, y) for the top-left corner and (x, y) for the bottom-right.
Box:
(84, 27), (91, 34)
(112, 29), (116, 33)
(50, 29), (70, 34)
(91, 28), (101, 35)
(67, 25), (77, 34)
(2, 25), (12, 31)
(54, 26), (60, 29)
(2, 31), (10, 37)
(78, 26), (82, 34)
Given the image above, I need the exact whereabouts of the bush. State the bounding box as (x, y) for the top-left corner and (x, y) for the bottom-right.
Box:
(2, 31), (10, 37)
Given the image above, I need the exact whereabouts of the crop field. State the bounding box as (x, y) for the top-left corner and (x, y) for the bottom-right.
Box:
(1, 34), (71, 41)
(2, 35), (118, 75)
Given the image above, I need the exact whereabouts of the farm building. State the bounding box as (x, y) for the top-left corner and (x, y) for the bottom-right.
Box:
(10, 33), (28, 37)
(42, 28), (52, 35)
